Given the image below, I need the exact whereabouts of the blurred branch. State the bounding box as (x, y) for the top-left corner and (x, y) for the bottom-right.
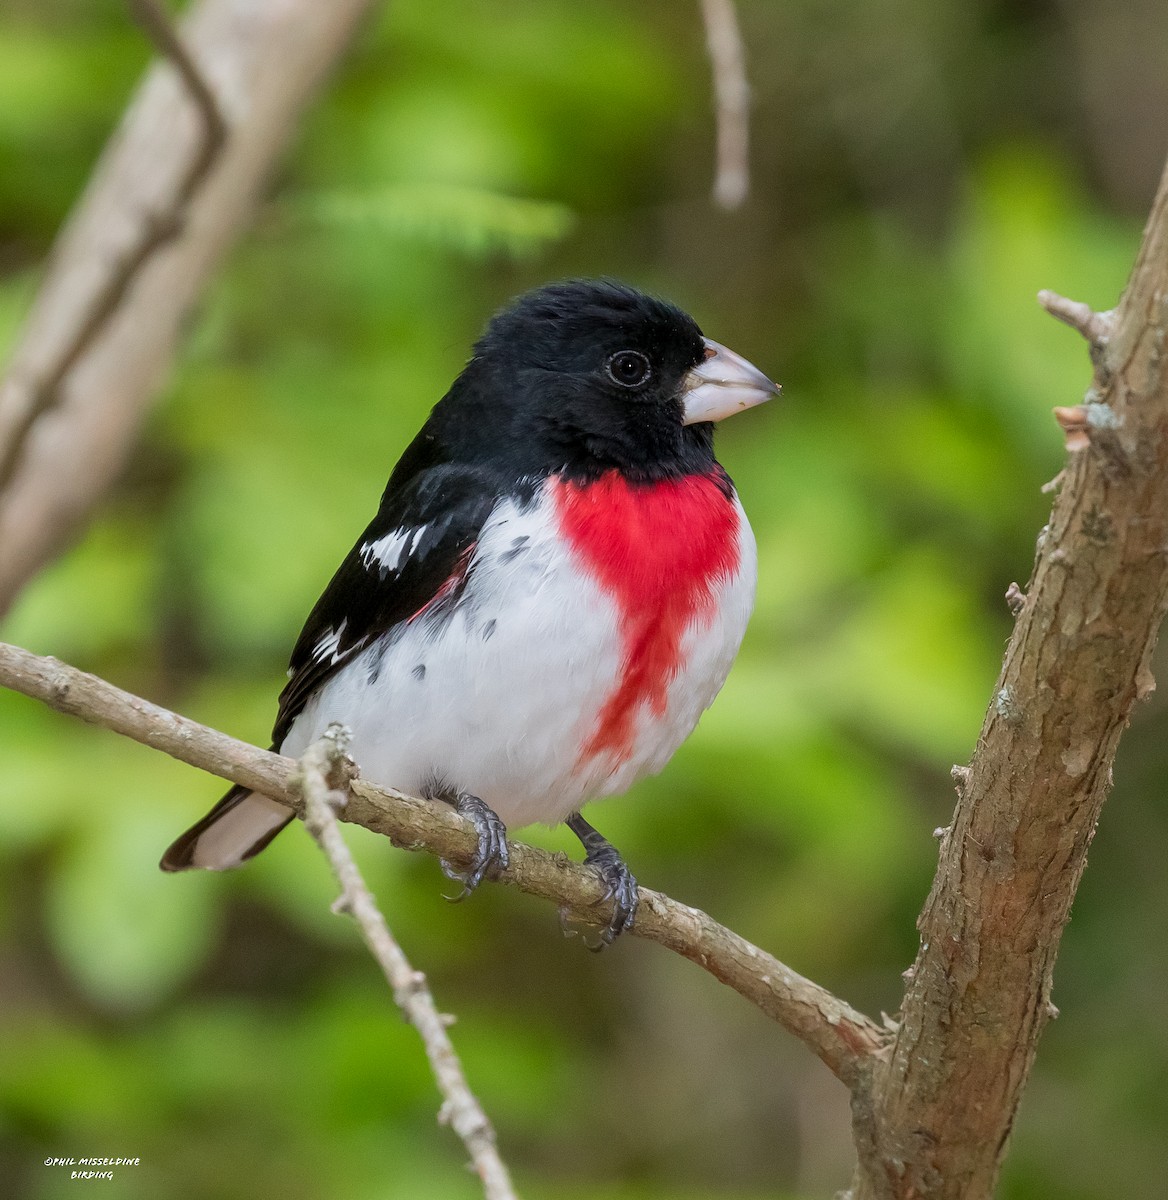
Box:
(0, 0), (376, 620)
(0, 639), (887, 1086)
(0, 0), (226, 497)
(297, 732), (520, 1200)
(847, 156), (1168, 1199)
(699, 0), (750, 210)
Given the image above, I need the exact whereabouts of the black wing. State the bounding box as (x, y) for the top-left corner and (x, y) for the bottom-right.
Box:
(271, 462), (502, 746)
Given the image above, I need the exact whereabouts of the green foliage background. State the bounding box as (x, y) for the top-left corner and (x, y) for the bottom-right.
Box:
(2, 1), (1167, 1197)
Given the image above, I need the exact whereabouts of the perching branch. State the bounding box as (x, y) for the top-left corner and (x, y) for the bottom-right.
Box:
(699, 0), (751, 210)
(847, 157), (1168, 1199)
(0, 0), (377, 618)
(0, 639), (886, 1087)
(297, 731), (520, 1200)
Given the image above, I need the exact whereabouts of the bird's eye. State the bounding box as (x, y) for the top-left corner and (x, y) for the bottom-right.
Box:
(606, 350), (652, 389)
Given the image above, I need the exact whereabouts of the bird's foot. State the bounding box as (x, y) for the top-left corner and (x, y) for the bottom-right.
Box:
(441, 792), (509, 900)
(565, 813), (638, 948)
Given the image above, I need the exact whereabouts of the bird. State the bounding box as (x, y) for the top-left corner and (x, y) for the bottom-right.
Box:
(161, 279), (778, 942)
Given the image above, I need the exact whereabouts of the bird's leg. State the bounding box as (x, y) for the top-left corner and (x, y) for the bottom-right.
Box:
(439, 791), (509, 900)
(566, 812), (638, 945)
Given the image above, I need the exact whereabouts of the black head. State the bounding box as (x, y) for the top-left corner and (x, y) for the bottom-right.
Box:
(414, 279), (777, 485)
(480, 278), (705, 404)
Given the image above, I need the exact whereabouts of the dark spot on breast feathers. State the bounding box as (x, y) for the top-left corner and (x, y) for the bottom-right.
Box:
(366, 640), (388, 684)
(482, 618), (496, 642)
(412, 663), (426, 681)
(500, 535), (530, 564)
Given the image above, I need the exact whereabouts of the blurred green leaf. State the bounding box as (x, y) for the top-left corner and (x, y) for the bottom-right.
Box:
(295, 182), (575, 261)
(805, 546), (997, 759)
(44, 754), (219, 1011)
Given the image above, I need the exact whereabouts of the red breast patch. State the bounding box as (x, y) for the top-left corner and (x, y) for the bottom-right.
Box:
(553, 470), (740, 770)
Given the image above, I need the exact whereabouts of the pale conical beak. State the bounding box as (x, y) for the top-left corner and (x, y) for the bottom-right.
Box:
(680, 338), (780, 425)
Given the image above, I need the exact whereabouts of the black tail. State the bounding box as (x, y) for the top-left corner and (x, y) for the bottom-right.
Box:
(160, 784), (294, 872)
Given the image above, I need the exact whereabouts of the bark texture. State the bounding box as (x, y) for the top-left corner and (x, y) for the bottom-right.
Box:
(849, 159), (1168, 1199)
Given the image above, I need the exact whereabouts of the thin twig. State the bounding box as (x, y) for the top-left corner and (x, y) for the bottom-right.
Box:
(0, 639), (886, 1085)
(699, 0), (751, 210)
(0, 0), (228, 494)
(1036, 289), (1116, 349)
(128, 0), (228, 152)
(297, 730), (519, 1200)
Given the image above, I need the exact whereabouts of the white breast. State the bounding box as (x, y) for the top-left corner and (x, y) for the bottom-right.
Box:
(281, 484), (756, 829)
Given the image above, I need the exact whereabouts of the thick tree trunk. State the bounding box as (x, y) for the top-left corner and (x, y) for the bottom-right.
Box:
(849, 158), (1168, 1199)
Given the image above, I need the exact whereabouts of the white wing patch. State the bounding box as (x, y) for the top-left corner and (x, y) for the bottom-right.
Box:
(312, 620), (349, 664)
(359, 527), (420, 574)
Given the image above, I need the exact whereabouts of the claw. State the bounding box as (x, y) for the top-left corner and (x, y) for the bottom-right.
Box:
(607, 865), (638, 933)
(565, 812), (639, 946)
(440, 792), (509, 901)
(588, 855), (638, 946)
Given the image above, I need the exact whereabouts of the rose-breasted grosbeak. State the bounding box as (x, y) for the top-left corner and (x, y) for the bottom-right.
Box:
(161, 279), (778, 941)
